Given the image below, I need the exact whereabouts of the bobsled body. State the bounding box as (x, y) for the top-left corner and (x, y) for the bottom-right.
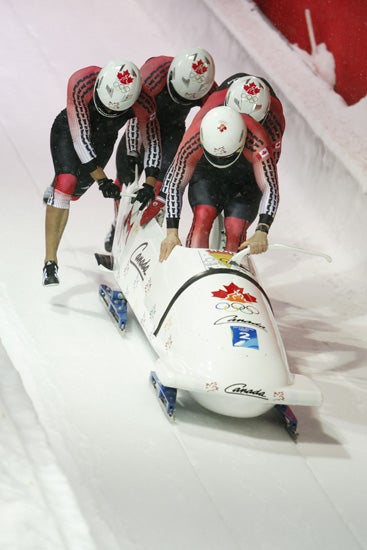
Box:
(110, 192), (322, 419)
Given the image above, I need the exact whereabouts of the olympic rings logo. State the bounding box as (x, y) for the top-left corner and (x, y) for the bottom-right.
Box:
(113, 80), (132, 93)
(189, 70), (207, 83)
(215, 302), (259, 315)
(242, 91), (259, 104)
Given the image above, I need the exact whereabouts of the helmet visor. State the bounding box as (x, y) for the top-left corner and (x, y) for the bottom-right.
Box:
(203, 147), (243, 169)
(94, 91), (126, 118)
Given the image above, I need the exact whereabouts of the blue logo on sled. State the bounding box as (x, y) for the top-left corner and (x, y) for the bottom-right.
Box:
(230, 326), (259, 349)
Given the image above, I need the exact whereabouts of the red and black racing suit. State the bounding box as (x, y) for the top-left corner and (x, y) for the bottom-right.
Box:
(115, 56), (217, 185)
(161, 73), (285, 251)
(49, 66), (160, 200)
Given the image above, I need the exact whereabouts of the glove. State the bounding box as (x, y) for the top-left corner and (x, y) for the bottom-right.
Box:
(98, 178), (121, 199)
(125, 154), (139, 185)
(132, 183), (155, 210)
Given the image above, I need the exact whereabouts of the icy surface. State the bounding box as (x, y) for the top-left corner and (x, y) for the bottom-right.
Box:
(0, 0), (366, 549)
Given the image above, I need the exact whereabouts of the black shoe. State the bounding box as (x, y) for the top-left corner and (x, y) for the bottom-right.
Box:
(95, 253), (114, 271)
(42, 261), (59, 286)
(104, 224), (115, 252)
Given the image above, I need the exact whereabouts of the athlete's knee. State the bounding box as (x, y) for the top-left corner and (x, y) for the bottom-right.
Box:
(54, 173), (78, 195)
(47, 188), (72, 209)
(47, 173), (78, 208)
(192, 204), (217, 224)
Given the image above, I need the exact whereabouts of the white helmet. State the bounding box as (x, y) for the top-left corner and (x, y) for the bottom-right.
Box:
(225, 76), (270, 122)
(200, 106), (247, 169)
(94, 60), (142, 117)
(167, 48), (215, 105)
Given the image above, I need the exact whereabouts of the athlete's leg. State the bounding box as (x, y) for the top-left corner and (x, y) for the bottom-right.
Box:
(186, 204), (218, 248)
(104, 192), (121, 252)
(45, 206), (69, 264)
(223, 217), (251, 252)
(44, 174), (77, 264)
(222, 164), (262, 251)
(186, 170), (222, 248)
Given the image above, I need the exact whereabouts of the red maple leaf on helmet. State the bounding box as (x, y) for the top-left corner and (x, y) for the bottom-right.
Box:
(117, 70), (133, 85)
(244, 82), (260, 95)
(192, 59), (208, 75)
(211, 283), (257, 303)
(218, 123), (227, 133)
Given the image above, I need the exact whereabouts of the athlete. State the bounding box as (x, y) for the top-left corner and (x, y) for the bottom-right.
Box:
(103, 48), (216, 252)
(42, 60), (161, 286)
(141, 74), (285, 261)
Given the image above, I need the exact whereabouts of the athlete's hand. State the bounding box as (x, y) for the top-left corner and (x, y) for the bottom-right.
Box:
(159, 230), (182, 262)
(132, 183), (155, 210)
(98, 178), (121, 199)
(239, 230), (269, 254)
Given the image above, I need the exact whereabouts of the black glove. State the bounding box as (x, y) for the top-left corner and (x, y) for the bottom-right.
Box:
(125, 154), (139, 185)
(132, 183), (155, 210)
(97, 178), (121, 199)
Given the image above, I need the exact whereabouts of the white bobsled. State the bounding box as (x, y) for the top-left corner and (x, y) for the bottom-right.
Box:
(100, 184), (322, 424)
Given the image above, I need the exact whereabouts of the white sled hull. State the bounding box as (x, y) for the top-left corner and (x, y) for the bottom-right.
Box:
(109, 191), (322, 419)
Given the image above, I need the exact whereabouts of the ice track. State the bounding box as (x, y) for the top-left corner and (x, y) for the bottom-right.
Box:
(0, 0), (366, 549)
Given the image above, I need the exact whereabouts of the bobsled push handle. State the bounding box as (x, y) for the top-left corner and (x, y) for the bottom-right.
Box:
(229, 244), (332, 267)
(120, 163), (140, 198)
(268, 243), (332, 262)
(229, 247), (251, 266)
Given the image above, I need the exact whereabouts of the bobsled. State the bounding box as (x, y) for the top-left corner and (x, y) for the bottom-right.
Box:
(97, 183), (322, 431)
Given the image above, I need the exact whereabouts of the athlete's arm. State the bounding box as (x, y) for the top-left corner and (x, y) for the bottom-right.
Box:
(66, 66), (101, 169)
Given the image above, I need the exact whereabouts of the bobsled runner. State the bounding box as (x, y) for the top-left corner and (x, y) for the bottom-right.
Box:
(96, 183), (323, 435)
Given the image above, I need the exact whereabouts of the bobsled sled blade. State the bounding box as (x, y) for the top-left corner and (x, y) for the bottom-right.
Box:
(150, 371), (177, 420)
(95, 253), (114, 271)
(275, 405), (299, 439)
(98, 284), (128, 331)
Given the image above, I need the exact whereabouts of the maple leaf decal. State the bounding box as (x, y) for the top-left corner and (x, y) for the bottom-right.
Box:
(218, 123), (227, 132)
(117, 70), (133, 85)
(192, 59), (208, 75)
(244, 81), (260, 95)
(212, 283), (257, 303)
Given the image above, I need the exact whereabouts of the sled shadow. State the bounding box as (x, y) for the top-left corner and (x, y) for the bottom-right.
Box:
(173, 390), (344, 456)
